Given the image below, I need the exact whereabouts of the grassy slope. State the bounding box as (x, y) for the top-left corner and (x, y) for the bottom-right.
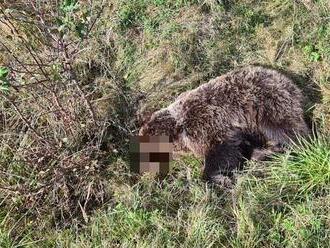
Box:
(0, 0), (329, 247)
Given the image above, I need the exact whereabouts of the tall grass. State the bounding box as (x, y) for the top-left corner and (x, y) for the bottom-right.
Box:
(234, 135), (330, 247)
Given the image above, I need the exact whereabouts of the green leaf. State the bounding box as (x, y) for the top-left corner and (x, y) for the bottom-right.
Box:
(60, 0), (79, 13)
(310, 52), (321, 62)
(0, 67), (9, 79)
(0, 81), (10, 94)
(0, 67), (10, 93)
(303, 44), (314, 54)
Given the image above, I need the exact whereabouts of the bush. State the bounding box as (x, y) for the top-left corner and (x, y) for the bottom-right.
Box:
(0, 0), (132, 228)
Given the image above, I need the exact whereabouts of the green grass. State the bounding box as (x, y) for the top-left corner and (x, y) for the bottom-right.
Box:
(233, 135), (330, 247)
(3, 135), (326, 247)
(0, 0), (330, 247)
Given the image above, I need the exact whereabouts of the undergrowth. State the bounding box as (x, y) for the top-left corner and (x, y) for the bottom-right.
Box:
(0, 0), (329, 247)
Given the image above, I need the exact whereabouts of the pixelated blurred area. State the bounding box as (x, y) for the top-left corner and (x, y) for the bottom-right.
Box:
(130, 135), (173, 177)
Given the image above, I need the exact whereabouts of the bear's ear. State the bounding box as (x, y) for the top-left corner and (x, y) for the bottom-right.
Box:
(138, 109), (179, 139)
(137, 111), (152, 127)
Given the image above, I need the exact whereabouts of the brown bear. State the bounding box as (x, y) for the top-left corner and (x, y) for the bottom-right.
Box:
(139, 66), (310, 183)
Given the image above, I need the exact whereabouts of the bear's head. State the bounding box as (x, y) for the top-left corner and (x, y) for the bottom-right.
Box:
(139, 109), (178, 141)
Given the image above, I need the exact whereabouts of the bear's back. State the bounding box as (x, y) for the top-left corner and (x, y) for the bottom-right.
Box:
(170, 66), (302, 116)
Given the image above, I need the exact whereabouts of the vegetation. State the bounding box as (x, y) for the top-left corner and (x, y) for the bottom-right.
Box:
(0, 0), (329, 247)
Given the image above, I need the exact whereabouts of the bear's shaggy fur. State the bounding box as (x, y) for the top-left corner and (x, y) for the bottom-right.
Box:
(139, 66), (310, 183)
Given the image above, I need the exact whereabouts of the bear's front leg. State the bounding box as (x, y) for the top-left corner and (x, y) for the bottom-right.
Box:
(202, 141), (246, 186)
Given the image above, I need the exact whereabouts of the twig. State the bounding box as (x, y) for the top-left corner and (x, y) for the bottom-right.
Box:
(0, 93), (44, 140)
(61, 40), (99, 125)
